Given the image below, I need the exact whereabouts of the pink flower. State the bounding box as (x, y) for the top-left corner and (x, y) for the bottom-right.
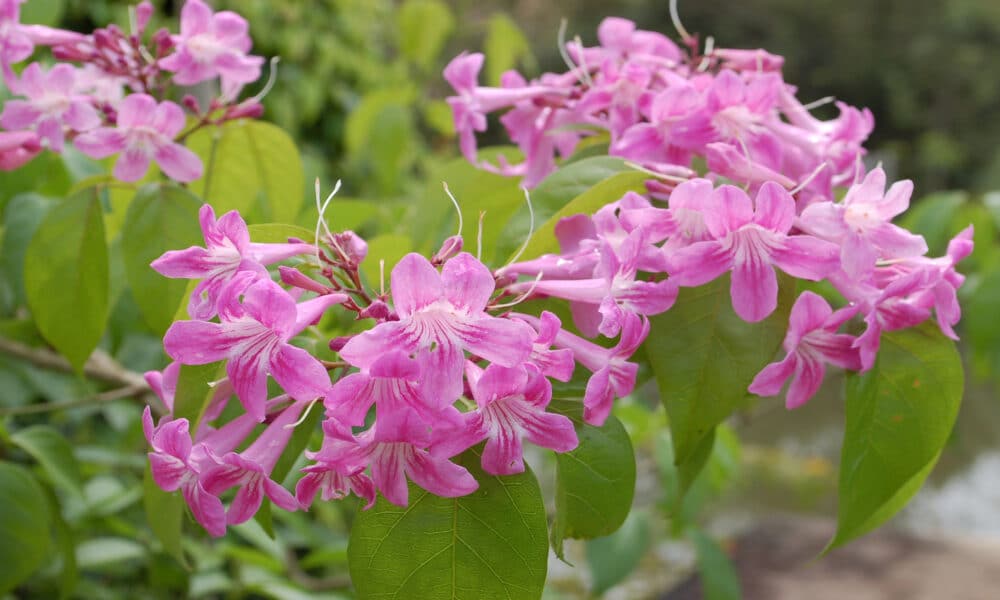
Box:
(201, 401), (305, 525)
(324, 415), (479, 507)
(749, 292), (862, 409)
(667, 182), (840, 322)
(296, 435), (376, 509)
(433, 364), (578, 476)
(159, 0), (264, 99)
(152, 204), (315, 319)
(0, 129), (40, 170)
(338, 252), (535, 405)
(164, 277), (346, 421)
(74, 94), (203, 182)
(521, 311), (575, 382)
(0, 63), (100, 151)
(798, 168), (928, 278)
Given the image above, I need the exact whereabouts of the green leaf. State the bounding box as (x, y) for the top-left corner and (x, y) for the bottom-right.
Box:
(514, 167), (649, 261)
(0, 193), (54, 307)
(348, 448), (548, 600)
(0, 462), (52, 595)
(10, 425), (84, 499)
(172, 362), (225, 429)
(143, 467), (188, 569)
(397, 0), (454, 70)
(549, 400), (636, 559)
(585, 510), (651, 595)
(75, 537), (146, 571)
(271, 403), (322, 486)
(344, 89), (418, 196)
(689, 528), (741, 600)
(121, 184), (205, 334)
(646, 275), (793, 471)
(362, 233), (414, 278)
(24, 187), (109, 371)
(69, 175), (143, 243)
(828, 322), (963, 550)
(188, 120), (304, 223)
(484, 13), (535, 86)
(20, 0), (65, 26)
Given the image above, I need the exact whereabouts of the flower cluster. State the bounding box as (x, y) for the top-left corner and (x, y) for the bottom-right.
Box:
(143, 203), (638, 535)
(450, 18), (973, 411)
(0, 0), (264, 179)
(445, 17), (872, 198)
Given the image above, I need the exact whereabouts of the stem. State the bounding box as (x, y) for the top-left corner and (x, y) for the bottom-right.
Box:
(0, 338), (147, 388)
(0, 384), (149, 417)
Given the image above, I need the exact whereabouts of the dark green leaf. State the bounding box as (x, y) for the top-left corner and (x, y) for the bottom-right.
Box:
(828, 322), (963, 550)
(143, 467), (188, 569)
(348, 448), (548, 600)
(646, 275), (793, 475)
(24, 187), (109, 371)
(549, 400), (636, 559)
(121, 184), (205, 334)
(0, 462), (52, 594)
(188, 120), (304, 223)
(586, 510), (651, 595)
(0, 193), (54, 307)
(689, 528), (741, 600)
(11, 425), (84, 499)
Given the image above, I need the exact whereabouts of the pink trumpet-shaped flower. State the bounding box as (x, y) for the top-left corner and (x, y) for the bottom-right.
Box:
(749, 291), (862, 409)
(339, 252), (535, 404)
(0, 63), (100, 151)
(324, 349), (463, 431)
(522, 311), (575, 382)
(73, 93), (203, 182)
(164, 277), (346, 421)
(325, 414), (479, 507)
(159, 0), (264, 99)
(151, 204), (315, 319)
(201, 401), (305, 525)
(143, 406), (262, 537)
(667, 181), (840, 322)
(798, 167), (928, 277)
(296, 428), (377, 509)
(433, 364), (578, 475)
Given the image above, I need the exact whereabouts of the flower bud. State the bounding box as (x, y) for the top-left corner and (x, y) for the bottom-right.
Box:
(329, 231), (368, 267)
(432, 235), (463, 264)
(358, 300), (392, 321)
(279, 266), (330, 295)
(135, 1), (154, 35)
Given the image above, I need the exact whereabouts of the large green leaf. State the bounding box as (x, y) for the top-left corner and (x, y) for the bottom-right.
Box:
(828, 323), (963, 549)
(689, 528), (741, 600)
(397, 0), (454, 70)
(0, 462), (52, 594)
(348, 449), (548, 600)
(513, 168), (649, 261)
(549, 400), (636, 558)
(122, 184), (205, 334)
(172, 362), (225, 429)
(10, 425), (84, 499)
(646, 275), (793, 470)
(24, 187), (109, 371)
(143, 468), (188, 569)
(187, 120), (304, 223)
(344, 89), (418, 196)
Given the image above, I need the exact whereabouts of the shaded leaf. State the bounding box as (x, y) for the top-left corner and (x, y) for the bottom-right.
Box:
(586, 510), (651, 595)
(397, 0), (454, 70)
(11, 425), (84, 499)
(143, 467), (188, 569)
(689, 528), (741, 600)
(0, 462), (52, 594)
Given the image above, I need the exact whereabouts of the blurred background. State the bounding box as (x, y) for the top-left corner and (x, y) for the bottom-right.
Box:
(3, 1), (1000, 598)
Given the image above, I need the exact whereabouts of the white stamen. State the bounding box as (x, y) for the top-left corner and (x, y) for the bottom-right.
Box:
(573, 34), (594, 86)
(790, 162), (828, 195)
(735, 134), (754, 192)
(670, 0), (694, 44)
(852, 153), (864, 186)
(442, 182), (464, 237)
(801, 95), (836, 111)
(557, 19), (593, 87)
(314, 178), (341, 263)
(379, 259), (386, 297)
(128, 5), (138, 36)
(622, 160), (692, 182)
(697, 36), (715, 72)
(492, 272), (545, 309)
(250, 57), (281, 103)
(506, 187), (536, 266)
(284, 398), (320, 430)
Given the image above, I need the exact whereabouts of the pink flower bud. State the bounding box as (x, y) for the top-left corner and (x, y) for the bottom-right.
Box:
(135, 1), (154, 34)
(432, 235), (463, 264)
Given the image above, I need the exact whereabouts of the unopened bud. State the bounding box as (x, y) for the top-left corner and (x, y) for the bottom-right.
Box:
(182, 94), (202, 114)
(329, 335), (353, 352)
(432, 235), (463, 264)
(358, 300), (392, 321)
(152, 28), (173, 54)
(279, 266), (330, 295)
(135, 1), (154, 34)
(329, 230), (367, 267)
